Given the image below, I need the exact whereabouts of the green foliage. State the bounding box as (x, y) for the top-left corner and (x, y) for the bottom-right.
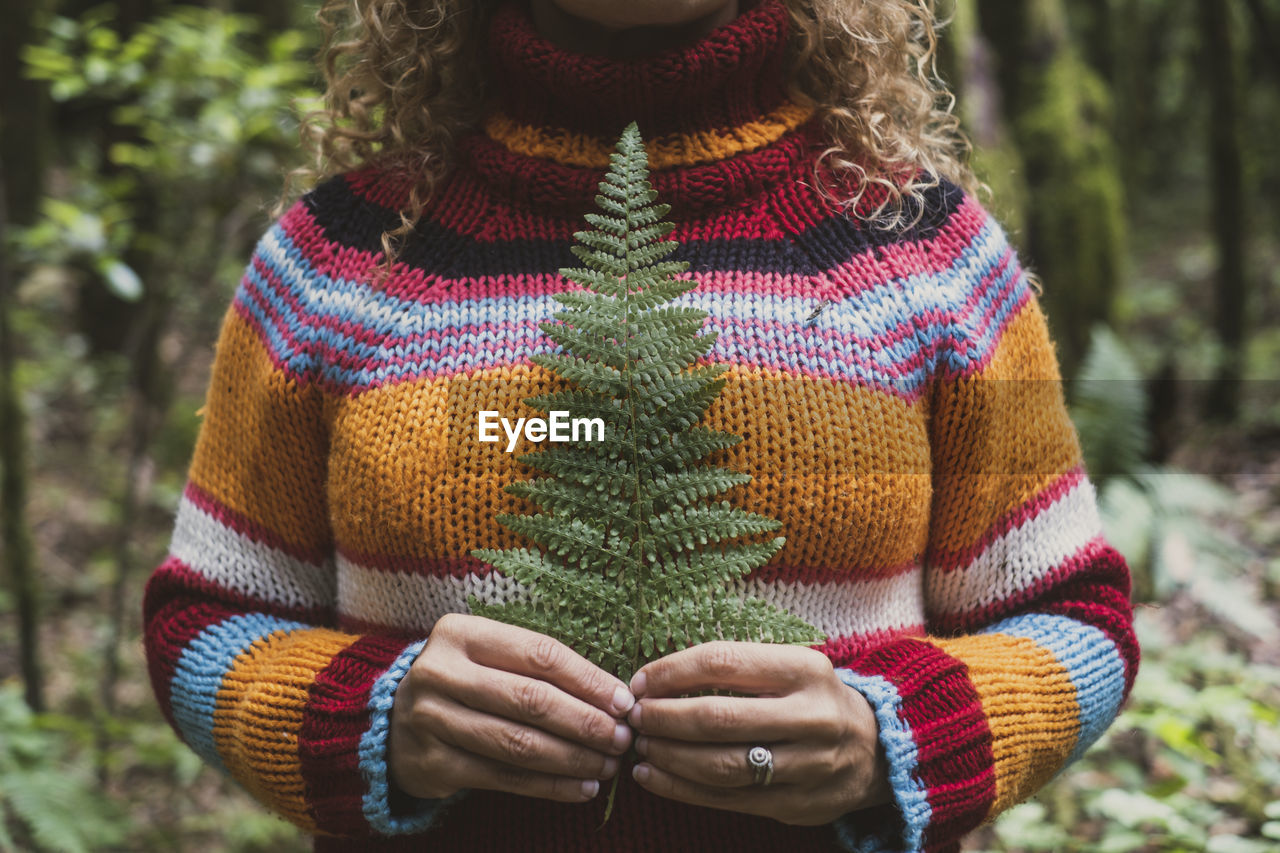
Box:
(1017, 46), (1127, 376)
(1071, 324), (1148, 487)
(23, 5), (315, 177)
(0, 684), (128, 853)
(470, 123), (822, 684)
(980, 609), (1280, 853)
(1071, 326), (1277, 642)
(15, 4), (318, 298)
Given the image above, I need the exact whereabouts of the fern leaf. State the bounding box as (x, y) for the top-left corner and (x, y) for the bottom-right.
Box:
(470, 119), (822, 703)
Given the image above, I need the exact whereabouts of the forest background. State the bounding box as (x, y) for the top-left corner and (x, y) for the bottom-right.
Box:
(0, 0), (1278, 850)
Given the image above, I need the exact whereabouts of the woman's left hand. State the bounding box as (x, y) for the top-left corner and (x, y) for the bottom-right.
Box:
(626, 641), (891, 825)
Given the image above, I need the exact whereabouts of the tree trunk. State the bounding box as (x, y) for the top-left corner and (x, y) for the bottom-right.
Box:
(976, 0), (1127, 379)
(1241, 0), (1280, 82)
(0, 159), (43, 712)
(0, 0), (50, 226)
(1076, 0), (1115, 81)
(1199, 0), (1247, 421)
(939, 0), (1030, 238)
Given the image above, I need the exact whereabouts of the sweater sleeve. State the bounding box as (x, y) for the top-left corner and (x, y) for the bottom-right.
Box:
(141, 211), (450, 838)
(828, 197), (1140, 853)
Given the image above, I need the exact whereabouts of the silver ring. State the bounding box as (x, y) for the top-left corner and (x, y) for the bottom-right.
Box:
(747, 745), (774, 786)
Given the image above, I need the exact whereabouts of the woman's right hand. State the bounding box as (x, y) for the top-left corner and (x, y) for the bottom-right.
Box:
(389, 613), (636, 803)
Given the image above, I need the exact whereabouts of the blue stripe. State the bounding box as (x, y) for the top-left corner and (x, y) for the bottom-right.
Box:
(358, 640), (457, 834)
(169, 613), (306, 773)
(832, 669), (932, 853)
(981, 613), (1127, 763)
(242, 215), (1025, 391)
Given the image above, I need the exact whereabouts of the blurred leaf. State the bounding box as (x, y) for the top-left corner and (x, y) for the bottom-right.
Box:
(98, 259), (143, 302)
(1071, 324), (1148, 485)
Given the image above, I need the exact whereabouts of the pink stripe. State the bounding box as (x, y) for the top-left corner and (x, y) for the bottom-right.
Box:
(929, 535), (1112, 633)
(231, 299), (295, 377)
(927, 466), (1087, 573)
(942, 253), (1033, 379)
(237, 257), (311, 368)
(295, 311), (937, 383)
(230, 260), (316, 383)
(283, 256), (1017, 380)
(184, 481), (329, 566)
(825, 197), (989, 300)
(269, 205), (1011, 358)
(335, 549), (917, 584)
(302, 332), (931, 399)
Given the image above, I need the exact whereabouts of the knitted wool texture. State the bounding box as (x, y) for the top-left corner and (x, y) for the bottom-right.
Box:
(142, 1), (1140, 850)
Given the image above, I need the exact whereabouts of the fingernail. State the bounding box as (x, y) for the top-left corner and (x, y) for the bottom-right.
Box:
(635, 736), (649, 757)
(612, 684), (635, 715)
(601, 757), (619, 778)
(630, 671), (647, 698)
(632, 763), (651, 784)
(628, 702), (642, 729)
(581, 779), (600, 799)
(611, 722), (631, 754)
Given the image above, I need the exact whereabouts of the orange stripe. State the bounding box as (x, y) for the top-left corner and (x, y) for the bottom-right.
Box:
(927, 300), (1085, 555)
(483, 101), (816, 169)
(930, 633), (1080, 814)
(327, 363), (932, 573)
(189, 309), (331, 551)
(213, 628), (359, 829)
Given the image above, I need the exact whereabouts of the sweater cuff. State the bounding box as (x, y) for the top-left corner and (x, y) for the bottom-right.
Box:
(827, 638), (995, 853)
(358, 639), (457, 835)
(831, 668), (930, 853)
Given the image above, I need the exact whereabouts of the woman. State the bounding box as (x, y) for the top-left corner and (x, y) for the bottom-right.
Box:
(142, 0), (1140, 850)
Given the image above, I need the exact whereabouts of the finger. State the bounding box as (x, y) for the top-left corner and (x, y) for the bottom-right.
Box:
(629, 694), (795, 742)
(632, 641), (829, 698)
(464, 616), (634, 715)
(631, 760), (780, 820)
(443, 660), (631, 755)
(636, 736), (804, 789)
(422, 738), (604, 804)
(433, 700), (621, 781)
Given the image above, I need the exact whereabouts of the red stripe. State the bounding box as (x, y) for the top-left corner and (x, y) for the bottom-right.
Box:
(300, 634), (417, 836)
(141, 556), (333, 728)
(1027, 543), (1140, 698)
(847, 638), (996, 850)
(926, 466), (1087, 573)
(816, 625), (927, 663)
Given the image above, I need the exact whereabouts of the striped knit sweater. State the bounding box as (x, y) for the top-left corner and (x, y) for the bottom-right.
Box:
(142, 0), (1140, 850)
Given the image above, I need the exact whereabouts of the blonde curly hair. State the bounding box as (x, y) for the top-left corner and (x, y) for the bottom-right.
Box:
(291, 0), (978, 255)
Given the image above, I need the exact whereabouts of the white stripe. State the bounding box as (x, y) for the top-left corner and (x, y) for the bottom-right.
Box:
(734, 573), (924, 639)
(335, 555), (924, 640)
(925, 477), (1103, 616)
(169, 495), (335, 611)
(336, 557), (529, 631)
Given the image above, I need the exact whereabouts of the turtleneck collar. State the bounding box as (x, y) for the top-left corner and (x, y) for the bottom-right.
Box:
(491, 0), (789, 137)
(456, 0), (825, 217)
